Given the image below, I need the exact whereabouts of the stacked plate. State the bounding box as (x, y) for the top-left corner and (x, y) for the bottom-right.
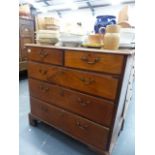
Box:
(59, 22), (85, 47)
(45, 25), (60, 31)
(44, 17), (60, 29)
(59, 32), (84, 47)
(36, 30), (59, 45)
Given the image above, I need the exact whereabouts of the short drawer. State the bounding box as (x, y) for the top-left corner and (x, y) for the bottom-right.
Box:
(20, 20), (34, 37)
(29, 79), (114, 127)
(27, 47), (63, 65)
(30, 97), (110, 150)
(65, 50), (124, 74)
(28, 62), (119, 100)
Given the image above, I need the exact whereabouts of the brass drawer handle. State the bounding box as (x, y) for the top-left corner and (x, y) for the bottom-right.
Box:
(39, 50), (48, 58)
(40, 106), (48, 112)
(76, 121), (89, 130)
(81, 56), (100, 64)
(39, 85), (49, 92)
(77, 98), (90, 106)
(39, 69), (48, 75)
(80, 77), (95, 85)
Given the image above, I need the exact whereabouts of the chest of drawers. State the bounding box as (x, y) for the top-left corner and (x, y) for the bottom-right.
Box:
(19, 18), (35, 71)
(26, 44), (134, 155)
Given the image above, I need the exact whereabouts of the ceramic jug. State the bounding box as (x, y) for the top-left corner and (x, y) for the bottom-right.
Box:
(103, 25), (121, 50)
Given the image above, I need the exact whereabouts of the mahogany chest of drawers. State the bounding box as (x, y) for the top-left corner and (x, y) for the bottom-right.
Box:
(26, 44), (134, 155)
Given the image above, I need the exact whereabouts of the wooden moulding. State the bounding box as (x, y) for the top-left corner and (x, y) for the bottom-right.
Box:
(25, 44), (134, 55)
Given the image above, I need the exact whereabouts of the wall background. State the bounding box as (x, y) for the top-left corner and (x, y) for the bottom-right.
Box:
(37, 3), (135, 33)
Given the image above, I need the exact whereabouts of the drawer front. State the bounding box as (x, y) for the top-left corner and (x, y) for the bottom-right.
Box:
(30, 97), (109, 149)
(29, 79), (114, 127)
(65, 50), (124, 74)
(20, 19), (34, 37)
(21, 37), (34, 61)
(28, 62), (119, 100)
(28, 47), (63, 65)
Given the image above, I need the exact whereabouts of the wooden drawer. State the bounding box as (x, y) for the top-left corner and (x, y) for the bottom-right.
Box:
(28, 47), (63, 65)
(30, 97), (109, 149)
(28, 62), (119, 100)
(29, 79), (114, 127)
(20, 19), (34, 37)
(65, 50), (124, 74)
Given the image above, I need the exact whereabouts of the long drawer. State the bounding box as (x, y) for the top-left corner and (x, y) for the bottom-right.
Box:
(30, 97), (109, 149)
(28, 62), (119, 100)
(27, 47), (63, 65)
(29, 78), (114, 127)
(65, 50), (124, 74)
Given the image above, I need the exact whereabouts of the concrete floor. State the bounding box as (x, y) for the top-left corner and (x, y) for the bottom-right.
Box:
(19, 72), (135, 155)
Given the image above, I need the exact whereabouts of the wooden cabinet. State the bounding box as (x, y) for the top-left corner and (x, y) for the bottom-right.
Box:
(19, 18), (34, 71)
(26, 45), (134, 155)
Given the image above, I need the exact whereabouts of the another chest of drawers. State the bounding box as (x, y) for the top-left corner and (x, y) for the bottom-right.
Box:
(27, 45), (134, 155)
(19, 18), (35, 71)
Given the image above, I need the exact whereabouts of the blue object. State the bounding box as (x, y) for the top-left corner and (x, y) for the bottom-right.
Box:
(94, 15), (116, 34)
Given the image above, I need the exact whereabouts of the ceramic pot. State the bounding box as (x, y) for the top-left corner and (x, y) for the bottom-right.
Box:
(94, 15), (116, 34)
(87, 34), (103, 44)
